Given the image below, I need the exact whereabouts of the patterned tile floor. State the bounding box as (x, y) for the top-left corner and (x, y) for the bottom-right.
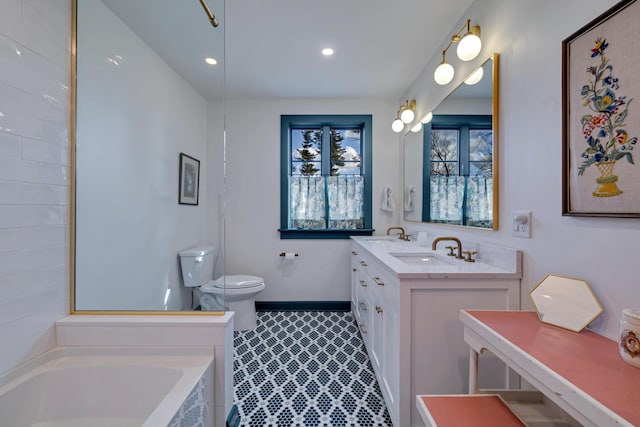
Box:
(233, 311), (393, 427)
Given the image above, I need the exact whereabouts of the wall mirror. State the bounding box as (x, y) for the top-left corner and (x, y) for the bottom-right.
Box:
(530, 274), (604, 332)
(403, 53), (499, 229)
(73, 0), (226, 312)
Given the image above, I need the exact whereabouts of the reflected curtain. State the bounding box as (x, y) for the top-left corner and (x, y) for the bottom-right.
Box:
(466, 176), (493, 223)
(430, 176), (465, 223)
(429, 176), (493, 225)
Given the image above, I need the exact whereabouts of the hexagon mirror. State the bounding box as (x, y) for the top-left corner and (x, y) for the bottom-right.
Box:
(530, 274), (604, 332)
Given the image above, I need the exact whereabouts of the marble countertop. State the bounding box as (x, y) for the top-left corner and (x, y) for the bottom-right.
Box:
(351, 236), (522, 280)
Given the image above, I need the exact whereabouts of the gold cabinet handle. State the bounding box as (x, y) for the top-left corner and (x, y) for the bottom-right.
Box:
(359, 301), (368, 311)
(375, 305), (383, 314)
(373, 276), (384, 286)
(352, 251), (358, 255)
(352, 268), (357, 272)
(360, 261), (368, 267)
(359, 280), (367, 287)
(359, 323), (368, 334)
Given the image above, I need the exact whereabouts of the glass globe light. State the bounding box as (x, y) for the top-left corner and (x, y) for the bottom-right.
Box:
(391, 118), (404, 133)
(410, 122), (422, 133)
(400, 108), (415, 124)
(434, 62), (454, 85)
(420, 112), (433, 124)
(464, 67), (484, 85)
(457, 33), (482, 61)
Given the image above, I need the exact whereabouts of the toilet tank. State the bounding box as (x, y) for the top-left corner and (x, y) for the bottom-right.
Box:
(179, 246), (217, 287)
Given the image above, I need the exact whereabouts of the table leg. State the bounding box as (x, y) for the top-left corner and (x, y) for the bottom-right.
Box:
(469, 347), (479, 394)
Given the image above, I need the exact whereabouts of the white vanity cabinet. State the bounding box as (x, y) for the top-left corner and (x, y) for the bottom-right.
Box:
(351, 246), (400, 423)
(350, 237), (522, 427)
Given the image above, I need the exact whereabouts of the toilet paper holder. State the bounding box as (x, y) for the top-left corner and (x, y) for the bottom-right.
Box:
(279, 252), (299, 257)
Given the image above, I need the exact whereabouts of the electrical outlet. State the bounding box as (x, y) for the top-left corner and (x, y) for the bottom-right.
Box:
(512, 211), (531, 238)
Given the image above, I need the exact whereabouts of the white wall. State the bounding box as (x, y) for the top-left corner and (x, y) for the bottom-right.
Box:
(74, 0), (212, 310)
(225, 98), (401, 301)
(402, 0), (638, 339)
(0, 0), (70, 375)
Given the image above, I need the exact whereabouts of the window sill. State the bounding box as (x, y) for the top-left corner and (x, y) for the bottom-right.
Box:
(279, 228), (375, 240)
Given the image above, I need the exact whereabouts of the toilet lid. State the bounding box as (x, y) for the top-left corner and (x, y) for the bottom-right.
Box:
(202, 275), (264, 291)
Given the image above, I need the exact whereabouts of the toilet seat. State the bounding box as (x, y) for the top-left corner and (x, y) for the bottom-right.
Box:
(200, 275), (264, 293)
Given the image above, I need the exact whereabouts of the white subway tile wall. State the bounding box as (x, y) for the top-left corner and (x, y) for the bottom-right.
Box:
(0, 0), (71, 375)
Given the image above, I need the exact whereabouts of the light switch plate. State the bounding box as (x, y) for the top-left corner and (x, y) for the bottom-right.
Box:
(512, 211), (531, 238)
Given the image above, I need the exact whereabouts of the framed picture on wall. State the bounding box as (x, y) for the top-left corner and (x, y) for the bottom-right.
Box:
(562, 0), (640, 217)
(179, 153), (200, 205)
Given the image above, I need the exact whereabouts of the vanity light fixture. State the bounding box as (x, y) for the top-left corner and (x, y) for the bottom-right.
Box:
(391, 110), (404, 133)
(399, 99), (416, 124)
(464, 66), (483, 85)
(410, 122), (422, 133)
(392, 99), (417, 132)
(456, 20), (482, 61)
(433, 18), (482, 85)
(434, 51), (455, 85)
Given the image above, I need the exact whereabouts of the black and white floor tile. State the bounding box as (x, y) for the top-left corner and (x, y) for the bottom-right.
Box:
(233, 311), (393, 427)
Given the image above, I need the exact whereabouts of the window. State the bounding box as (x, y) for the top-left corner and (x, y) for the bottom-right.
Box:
(280, 115), (373, 239)
(425, 114), (493, 227)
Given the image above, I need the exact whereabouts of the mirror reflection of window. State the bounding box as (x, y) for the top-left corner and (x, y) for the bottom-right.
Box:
(430, 129), (459, 176)
(402, 54), (499, 230)
(426, 115), (493, 227)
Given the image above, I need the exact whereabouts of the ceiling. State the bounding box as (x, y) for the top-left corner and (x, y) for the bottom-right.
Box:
(101, 0), (475, 100)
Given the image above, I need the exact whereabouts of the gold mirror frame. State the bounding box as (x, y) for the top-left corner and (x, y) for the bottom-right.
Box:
(69, 0), (223, 315)
(530, 274), (604, 332)
(403, 53), (499, 230)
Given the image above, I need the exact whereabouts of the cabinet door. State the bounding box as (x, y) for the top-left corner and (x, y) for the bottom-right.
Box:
(357, 286), (371, 349)
(350, 249), (359, 320)
(370, 286), (384, 373)
(381, 299), (399, 415)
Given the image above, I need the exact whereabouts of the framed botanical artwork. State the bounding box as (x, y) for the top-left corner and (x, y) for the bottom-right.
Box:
(179, 153), (200, 205)
(562, 0), (640, 217)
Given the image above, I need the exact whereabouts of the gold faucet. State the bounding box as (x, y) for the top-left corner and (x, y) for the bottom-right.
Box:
(387, 226), (410, 241)
(432, 236), (464, 259)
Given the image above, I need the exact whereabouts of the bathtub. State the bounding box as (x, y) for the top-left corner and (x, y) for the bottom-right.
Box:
(0, 346), (214, 427)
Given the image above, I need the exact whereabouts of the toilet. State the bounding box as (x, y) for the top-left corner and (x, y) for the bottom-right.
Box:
(179, 246), (265, 331)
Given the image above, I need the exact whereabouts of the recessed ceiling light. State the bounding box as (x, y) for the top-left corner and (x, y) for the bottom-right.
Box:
(205, 57), (218, 65)
(321, 48), (334, 56)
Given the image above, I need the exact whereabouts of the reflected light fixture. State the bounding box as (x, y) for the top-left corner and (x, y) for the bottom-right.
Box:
(410, 122), (422, 133)
(322, 48), (334, 56)
(464, 66), (484, 85)
(399, 99), (416, 123)
(433, 18), (482, 85)
(420, 112), (433, 124)
(205, 57), (218, 65)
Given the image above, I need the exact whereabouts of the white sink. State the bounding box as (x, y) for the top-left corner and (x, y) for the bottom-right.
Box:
(363, 237), (400, 243)
(389, 252), (453, 266)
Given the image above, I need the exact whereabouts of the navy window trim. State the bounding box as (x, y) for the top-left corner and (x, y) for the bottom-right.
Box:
(280, 114), (373, 239)
(423, 114), (492, 224)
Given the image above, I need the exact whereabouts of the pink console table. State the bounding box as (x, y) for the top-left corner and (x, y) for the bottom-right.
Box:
(460, 310), (640, 426)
